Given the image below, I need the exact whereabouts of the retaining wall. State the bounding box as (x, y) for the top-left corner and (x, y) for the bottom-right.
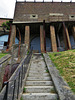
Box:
(0, 54), (11, 91)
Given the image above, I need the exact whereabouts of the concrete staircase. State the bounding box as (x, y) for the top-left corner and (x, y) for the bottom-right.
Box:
(22, 53), (58, 100)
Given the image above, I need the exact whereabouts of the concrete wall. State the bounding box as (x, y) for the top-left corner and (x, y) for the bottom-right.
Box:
(0, 54), (11, 91)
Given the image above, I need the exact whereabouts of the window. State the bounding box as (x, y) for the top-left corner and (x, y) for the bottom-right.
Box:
(30, 14), (38, 19)
(69, 15), (75, 19)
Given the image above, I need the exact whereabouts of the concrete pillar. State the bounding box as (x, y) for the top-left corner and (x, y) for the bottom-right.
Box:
(25, 26), (30, 49)
(66, 28), (71, 49)
(9, 25), (16, 50)
(50, 26), (57, 52)
(63, 27), (71, 50)
(40, 25), (45, 53)
(72, 26), (75, 40)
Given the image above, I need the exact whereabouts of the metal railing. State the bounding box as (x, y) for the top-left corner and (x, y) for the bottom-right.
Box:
(1, 49), (32, 100)
(0, 41), (7, 50)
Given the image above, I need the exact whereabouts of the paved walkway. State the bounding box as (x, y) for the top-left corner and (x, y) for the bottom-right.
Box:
(22, 53), (58, 100)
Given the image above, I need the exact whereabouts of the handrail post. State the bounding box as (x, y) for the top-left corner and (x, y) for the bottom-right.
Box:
(12, 80), (16, 100)
(21, 65), (23, 87)
(17, 72), (20, 99)
(3, 82), (9, 100)
(23, 64), (25, 79)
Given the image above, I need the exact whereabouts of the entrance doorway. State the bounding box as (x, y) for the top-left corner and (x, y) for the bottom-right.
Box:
(46, 37), (51, 52)
(30, 37), (41, 52)
(30, 36), (51, 52)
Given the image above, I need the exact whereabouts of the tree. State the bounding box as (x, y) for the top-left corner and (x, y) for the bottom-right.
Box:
(2, 21), (11, 30)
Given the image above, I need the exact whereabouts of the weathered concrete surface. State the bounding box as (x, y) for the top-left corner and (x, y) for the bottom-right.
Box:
(40, 25), (45, 53)
(50, 25), (57, 52)
(43, 53), (75, 100)
(0, 54), (11, 91)
(26, 81), (53, 86)
(27, 76), (51, 81)
(22, 53), (58, 100)
(0, 54), (29, 100)
(22, 93), (58, 100)
(9, 25), (16, 49)
(24, 86), (54, 93)
(25, 26), (30, 49)
(28, 73), (49, 77)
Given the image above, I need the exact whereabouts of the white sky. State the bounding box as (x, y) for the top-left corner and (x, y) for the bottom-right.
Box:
(0, 0), (75, 19)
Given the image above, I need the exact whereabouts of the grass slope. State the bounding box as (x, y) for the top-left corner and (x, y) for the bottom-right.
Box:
(0, 53), (8, 59)
(48, 49), (75, 94)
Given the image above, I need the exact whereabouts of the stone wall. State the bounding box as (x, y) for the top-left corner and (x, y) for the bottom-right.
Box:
(43, 53), (75, 100)
(20, 44), (27, 60)
(0, 50), (31, 100)
(0, 54), (11, 91)
(10, 44), (27, 64)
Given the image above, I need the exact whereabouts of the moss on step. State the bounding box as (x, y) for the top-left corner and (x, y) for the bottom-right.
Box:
(23, 87), (26, 93)
(50, 88), (56, 93)
(20, 96), (23, 100)
(46, 69), (49, 73)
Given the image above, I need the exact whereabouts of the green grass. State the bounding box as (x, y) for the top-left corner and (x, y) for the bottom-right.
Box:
(20, 96), (23, 100)
(27, 51), (29, 55)
(48, 49), (75, 94)
(46, 69), (49, 73)
(50, 88), (56, 93)
(0, 53), (8, 59)
(23, 87), (26, 93)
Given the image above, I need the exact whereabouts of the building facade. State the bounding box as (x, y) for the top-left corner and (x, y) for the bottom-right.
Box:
(9, 2), (75, 52)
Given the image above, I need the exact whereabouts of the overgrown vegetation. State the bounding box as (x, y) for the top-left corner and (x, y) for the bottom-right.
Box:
(46, 69), (49, 73)
(50, 88), (56, 93)
(48, 49), (75, 94)
(27, 50), (30, 55)
(23, 87), (26, 93)
(20, 96), (23, 100)
(0, 53), (8, 58)
(2, 21), (11, 30)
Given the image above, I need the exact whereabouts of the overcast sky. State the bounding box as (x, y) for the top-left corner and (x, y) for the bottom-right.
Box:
(0, 0), (75, 19)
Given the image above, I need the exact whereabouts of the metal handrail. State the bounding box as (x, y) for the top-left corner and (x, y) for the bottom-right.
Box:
(2, 49), (32, 100)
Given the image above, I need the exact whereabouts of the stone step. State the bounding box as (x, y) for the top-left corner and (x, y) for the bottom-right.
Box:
(29, 68), (47, 70)
(28, 74), (49, 77)
(33, 53), (41, 54)
(30, 63), (45, 65)
(28, 75), (48, 77)
(29, 70), (46, 73)
(22, 54), (58, 100)
(30, 66), (46, 68)
(29, 70), (47, 73)
(29, 68), (47, 72)
(31, 58), (44, 61)
(30, 62), (45, 66)
(22, 93), (58, 100)
(28, 72), (48, 75)
(26, 77), (51, 81)
(25, 81), (53, 86)
(28, 73), (49, 77)
(24, 86), (54, 93)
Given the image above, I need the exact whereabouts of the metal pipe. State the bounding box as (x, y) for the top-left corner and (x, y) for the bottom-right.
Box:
(43, 20), (46, 53)
(17, 27), (21, 62)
